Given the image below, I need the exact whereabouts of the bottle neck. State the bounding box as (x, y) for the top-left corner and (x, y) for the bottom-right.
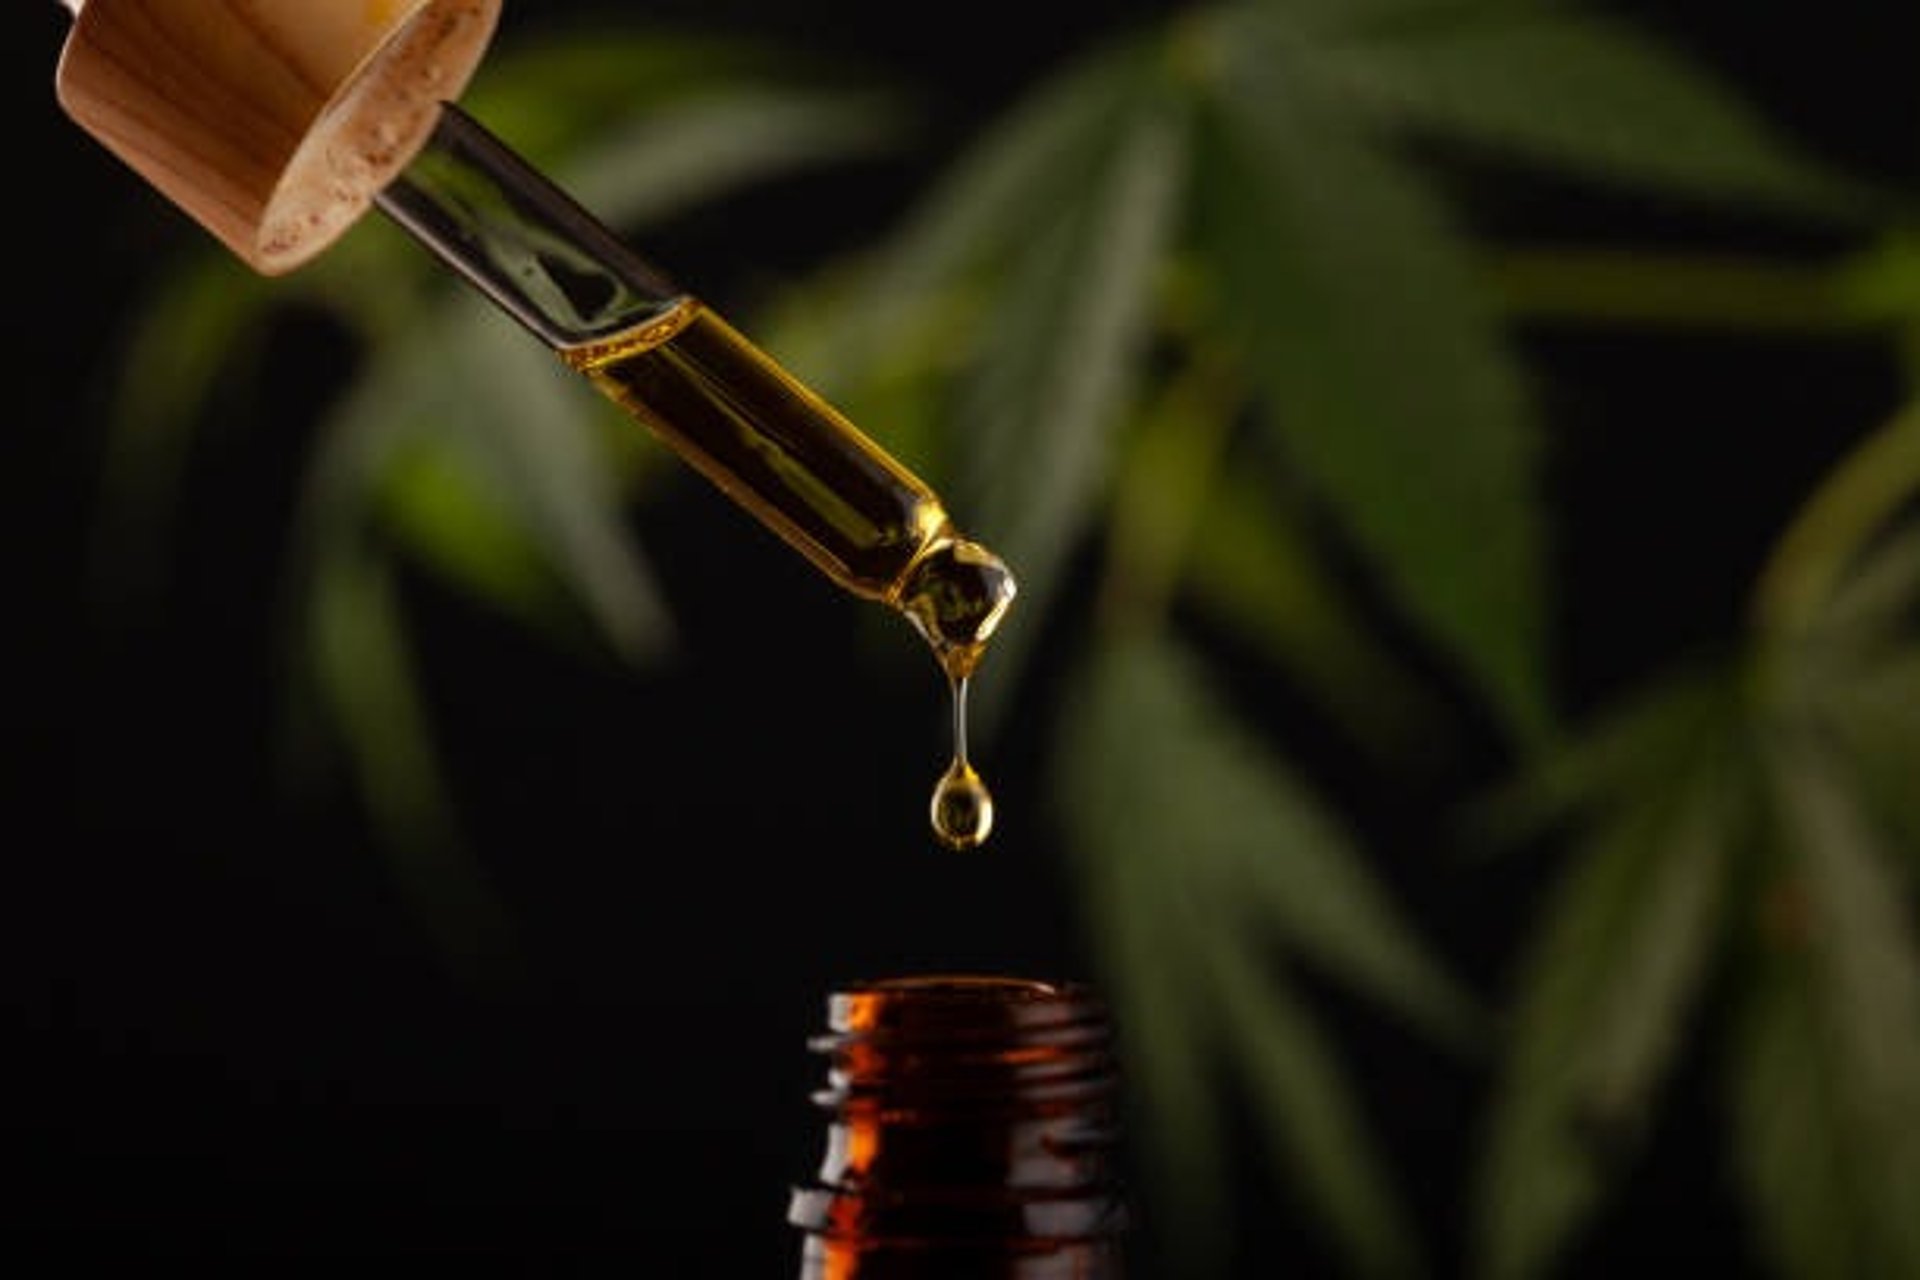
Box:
(789, 976), (1127, 1278)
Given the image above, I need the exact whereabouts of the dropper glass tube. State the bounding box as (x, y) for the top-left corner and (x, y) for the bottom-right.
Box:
(374, 105), (1016, 677)
(380, 103), (1015, 850)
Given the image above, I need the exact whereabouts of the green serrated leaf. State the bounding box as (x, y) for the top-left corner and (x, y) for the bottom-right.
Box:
(1836, 233), (1920, 339)
(1054, 639), (1229, 1269)
(89, 257), (280, 608)
(1249, 0), (1463, 40)
(463, 29), (806, 163)
(1754, 407), (1920, 646)
(559, 87), (907, 235)
(1204, 925), (1423, 1280)
(1059, 629), (1474, 1274)
(1475, 702), (1742, 1280)
(1755, 734), (1920, 1277)
(374, 439), (572, 633)
(308, 548), (518, 973)
(952, 86), (1192, 739)
(1195, 55), (1550, 742)
(1819, 520), (1920, 646)
(1774, 739), (1920, 1126)
(1062, 632), (1478, 1044)
(296, 297), (673, 666)
(816, 40), (1144, 386)
(757, 262), (984, 470)
(1098, 344), (1239, 628)
(1096, 853), (1231, 1273)
(431, 305), (676, 664)
(303, 223), (444, 344)
(1486, 246), (1861, 335)
(1827, 648), (1920, 866)
(1057, 632), (1444, 1276)
(1182, 457), (1456, 769)
(1169, 636), (1477, 1044)
(1462, 664), (1740, 854)
(1730, 951), (1880, 1280)
(1290, 6), (1878, 219)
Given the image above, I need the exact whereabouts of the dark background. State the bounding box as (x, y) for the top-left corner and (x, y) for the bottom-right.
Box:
(5, 1), (1914, 1274)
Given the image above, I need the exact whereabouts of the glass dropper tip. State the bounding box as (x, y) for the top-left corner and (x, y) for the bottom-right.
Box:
(895, 538), (1018, 681)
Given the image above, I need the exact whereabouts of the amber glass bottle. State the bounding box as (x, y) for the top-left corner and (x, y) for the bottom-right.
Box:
(787, 976), (1128, 1278)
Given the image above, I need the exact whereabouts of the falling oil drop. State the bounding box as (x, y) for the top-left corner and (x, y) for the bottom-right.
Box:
(930, 673), (994, 850)
(896, 536), (1014, 850)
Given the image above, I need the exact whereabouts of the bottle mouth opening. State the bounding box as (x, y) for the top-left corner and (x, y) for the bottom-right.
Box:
(824, 974), (1104, 1039)
(842, 974), (1066, 1000)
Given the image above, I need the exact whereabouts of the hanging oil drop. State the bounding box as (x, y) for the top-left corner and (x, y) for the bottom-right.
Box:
(930, 674), (995, 850)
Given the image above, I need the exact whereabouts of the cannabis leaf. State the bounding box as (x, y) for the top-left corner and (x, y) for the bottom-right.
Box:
(1475, 407), (1920, 1280)
(1056, 631), (1477, 1277)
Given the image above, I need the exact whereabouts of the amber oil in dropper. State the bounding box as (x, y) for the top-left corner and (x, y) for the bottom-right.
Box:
(560, 300), (1015, 850)
(521, 214), (1016, 850)
(219, 79), (1021, 848)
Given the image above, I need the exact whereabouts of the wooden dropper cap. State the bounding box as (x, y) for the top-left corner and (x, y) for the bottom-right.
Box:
(55, 0), (502, 275)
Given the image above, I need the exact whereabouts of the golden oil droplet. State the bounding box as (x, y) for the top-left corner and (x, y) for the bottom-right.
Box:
(931, 759), (994, 851)
(929, 674), (994, 850)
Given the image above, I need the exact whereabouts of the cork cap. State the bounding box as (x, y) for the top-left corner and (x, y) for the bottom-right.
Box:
(56, 0), (503, 275)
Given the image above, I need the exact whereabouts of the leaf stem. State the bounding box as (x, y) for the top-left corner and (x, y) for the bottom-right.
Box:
(1487, 246), (1868, 335)
(1751, 402), (1920, 642)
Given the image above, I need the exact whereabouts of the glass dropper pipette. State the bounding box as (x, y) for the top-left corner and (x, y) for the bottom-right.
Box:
(379, 104), (1015, 850)
(53, 0), (1013, 848)
(373, 103), (1014, 680)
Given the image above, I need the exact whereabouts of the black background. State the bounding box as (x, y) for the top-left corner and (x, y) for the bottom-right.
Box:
(6, 1), (1915, 1274)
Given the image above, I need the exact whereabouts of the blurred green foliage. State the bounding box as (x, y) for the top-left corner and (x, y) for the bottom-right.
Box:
(91, 2), (1919, 1277)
